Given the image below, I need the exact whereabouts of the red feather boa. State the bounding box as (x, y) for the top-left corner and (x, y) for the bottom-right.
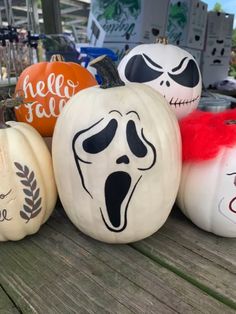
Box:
(180, 109), (236, 162)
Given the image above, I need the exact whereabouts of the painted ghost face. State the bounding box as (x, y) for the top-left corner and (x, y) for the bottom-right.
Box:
(217, 151), (236, 227)
(72, 110), (156, 232)
(118, 44), (202, 120)
(178, 148), (236, 237)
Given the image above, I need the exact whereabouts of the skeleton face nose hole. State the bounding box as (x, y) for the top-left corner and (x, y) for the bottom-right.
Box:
(116, 155), (130, 164)
(166, 81), (170, 87)
(160, 80), (164, 86)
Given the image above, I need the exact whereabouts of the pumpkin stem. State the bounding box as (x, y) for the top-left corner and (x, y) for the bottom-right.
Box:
(156, 37), (168, 45)
(89, 55), (125, 89)
(0, 105), (10, 129)
(0, 93), (25, 129)
(50, 54), (65, 62)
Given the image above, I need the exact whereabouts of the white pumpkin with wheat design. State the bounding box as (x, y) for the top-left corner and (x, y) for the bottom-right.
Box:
(0, 105), (57, 241)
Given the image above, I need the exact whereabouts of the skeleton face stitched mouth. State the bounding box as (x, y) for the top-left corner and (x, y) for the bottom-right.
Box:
(72, 110), (156, 232)
(169, 95), (199, 107)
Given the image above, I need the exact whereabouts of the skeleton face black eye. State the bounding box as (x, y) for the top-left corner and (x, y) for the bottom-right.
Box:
(126, 120), (147, 157)
(168, 59), (200, 87)
(83, 119), (118, 154)
(125, 54), (163, 83)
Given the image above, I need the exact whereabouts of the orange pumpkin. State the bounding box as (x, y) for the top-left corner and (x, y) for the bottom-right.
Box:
(15, 55), (97, 137)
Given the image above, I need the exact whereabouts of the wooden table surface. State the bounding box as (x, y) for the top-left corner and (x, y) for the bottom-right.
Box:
(0, 205), (235, 314)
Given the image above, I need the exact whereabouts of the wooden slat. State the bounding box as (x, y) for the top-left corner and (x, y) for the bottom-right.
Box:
(45, 208), (234, 314)
(0, 286), (19, 313)
(0, 223), (177, 313)
(132, 207), (236, 311)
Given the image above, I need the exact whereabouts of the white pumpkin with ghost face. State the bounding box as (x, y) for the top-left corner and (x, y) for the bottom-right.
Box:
(0, 105), (57, 241)
(177, 110), (236, 237)
(118, 40), (202, 120)
(52, 56), (181, 244)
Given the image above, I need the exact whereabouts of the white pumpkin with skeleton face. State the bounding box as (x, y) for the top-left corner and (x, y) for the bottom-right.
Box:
(118, 40), (202, 120)
(52, 56), (181, 243)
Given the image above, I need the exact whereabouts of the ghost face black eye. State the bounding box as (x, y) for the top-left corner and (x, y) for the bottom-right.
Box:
(168, 59), (200, 87)
(83, 119), (118, 154)
(125, 54), (163, 83)
(126, 120), (147, 157)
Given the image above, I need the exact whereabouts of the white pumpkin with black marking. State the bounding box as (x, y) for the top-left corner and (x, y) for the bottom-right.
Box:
(118, 40), (202, 120)
(0, 104), (57, 241)
(52, 56), (181, 243)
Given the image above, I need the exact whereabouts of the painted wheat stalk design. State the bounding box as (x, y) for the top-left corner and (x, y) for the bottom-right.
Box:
(15, 162), (42, 223)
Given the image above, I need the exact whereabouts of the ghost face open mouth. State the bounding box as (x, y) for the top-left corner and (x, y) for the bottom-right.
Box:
(100, 171), (142, 232)
(72, 110), (156, 232)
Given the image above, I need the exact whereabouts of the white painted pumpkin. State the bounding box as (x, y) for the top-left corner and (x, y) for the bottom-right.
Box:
(0, 107), (57, 241)
(118, 39), (202, 120)
(177, 110), (236, 237)
(52, 56), (181, 244)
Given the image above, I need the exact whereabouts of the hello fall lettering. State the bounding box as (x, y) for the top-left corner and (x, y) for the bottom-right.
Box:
(17, 73), (79, 123)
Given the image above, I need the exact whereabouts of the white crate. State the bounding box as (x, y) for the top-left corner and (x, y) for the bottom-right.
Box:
(166, 0), (208, 49)
(201, 55), (231, 88)
(206, 11), (234, 40)
(87, 0), (169, 44)
(103, 42), (139, 62)
(182, 46), (202, 65)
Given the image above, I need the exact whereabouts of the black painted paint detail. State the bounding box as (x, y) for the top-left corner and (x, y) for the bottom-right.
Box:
(0, 209), (12, 222)
(83, 119), (118, 154)
(126, 110), (140, 120)
(0, 189), (12, 200)
(100, 174), (142, 232)
(138, 129), (157, 171)
(124, 54), (163, 83)
(172, 57), (187, 72)
(116, 155), (130, 164)
(143, 54), (163, 69)
(213, 59), (221, 64)
(127, 120), (147, 158)
(105, 171), (131, 228)
(15, 162), (42, 223)
(109, 110), (122, 116)
(169, 59), (200, 87)
(72, 118), (105, 198)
